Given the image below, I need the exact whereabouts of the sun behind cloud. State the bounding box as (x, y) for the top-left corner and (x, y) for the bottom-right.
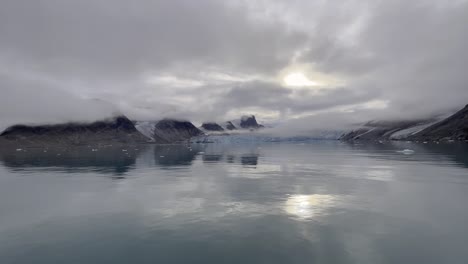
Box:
(283, 72), (319, 87)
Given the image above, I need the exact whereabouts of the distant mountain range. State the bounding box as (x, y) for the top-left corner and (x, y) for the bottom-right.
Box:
(0, 116), (148, 148)
(199, 115), (264, 132)
(340, 104), (468, 142)
(135, 119), (203, 143)
(1, 105), (467, 148)
(0, 114), (268, 148)
(407, 104), (468, 141)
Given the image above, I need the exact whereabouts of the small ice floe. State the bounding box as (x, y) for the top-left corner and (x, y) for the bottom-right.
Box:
(16, 148), (22, 152)
(160, 155), (165, 158)
(122, 149), (127, 152)
(423, 141), (428, 144)
(199, 152), (205, 154)
(57, 154), (61, 156)
(397, 149), (415, 155)
(378, 140), (384, 144)
(91, 149), (98, 152)
(43, 150), (47, 153)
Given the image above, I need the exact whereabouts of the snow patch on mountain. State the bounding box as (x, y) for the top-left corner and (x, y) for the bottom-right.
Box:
(135, 121), (157, 141)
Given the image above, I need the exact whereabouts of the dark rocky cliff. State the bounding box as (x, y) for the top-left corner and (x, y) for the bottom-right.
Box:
(240, 115), (262, 129)
(339, 120), (430, 141)
(201, 122), (225, 131)
(152, 119), (203, 143)
(407, 104), (468, 141)
(341, 104), (468, 142)
(0, 115), (149, 147)
(225, 121), (237, 130)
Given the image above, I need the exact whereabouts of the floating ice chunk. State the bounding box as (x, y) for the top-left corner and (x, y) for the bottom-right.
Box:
(397, 149), (415, 154)
(16, 148), (22, 151)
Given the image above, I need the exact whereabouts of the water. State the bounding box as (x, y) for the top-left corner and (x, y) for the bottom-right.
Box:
(1, 141), (468, 263)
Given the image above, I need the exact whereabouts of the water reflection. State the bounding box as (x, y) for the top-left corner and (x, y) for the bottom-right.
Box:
(343, 141), (468, 168)
(202, 154), (223, 163)
(0, 144), (266, 176)
(226, 155), (236, 163)
(241, 154), (259, 166)
(1, 141), (468, 263)
(154, 144), (201, 167)
(0, 146), (146, 176)
(419, 143), (468, 168)
(2, 142), (468, 179)
(284, 194), (339, 220)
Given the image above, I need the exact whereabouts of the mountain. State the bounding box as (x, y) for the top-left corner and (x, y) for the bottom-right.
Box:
(0, 115), (149, 147)
(340, 104), (468, 142)
(198, 115), (263, 134)
(225, 121), (237, 130)
(240, 115), (263, 129)
(201, 122), (225, 132)
(407, 104), (468, 141)
(339, 119), (434, 141)
(0, 116), (205, 148)
(135, 119), (203, 143)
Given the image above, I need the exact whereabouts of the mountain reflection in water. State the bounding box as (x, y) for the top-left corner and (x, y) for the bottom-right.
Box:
(1, 141), (468, 263)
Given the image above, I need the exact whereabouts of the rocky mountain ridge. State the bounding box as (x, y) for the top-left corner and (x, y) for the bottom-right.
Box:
(199, 115), (264, 133)
(340, 104), (468, 142)
(135, 119), (203, 143)
(0, 115), (149, 147)
(2, 106), (467, 148)
(201, 122), (225, 132)
(407, 104), (468, 141)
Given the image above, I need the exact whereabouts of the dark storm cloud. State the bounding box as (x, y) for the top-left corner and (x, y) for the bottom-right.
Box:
(0, 0), (307, 129)
(0, 0), (467, 131)
(0, 0), (305, 78)
(213, 81), (380, 117)
(300, 0), (468, 118)
(0, 73), (117, 131)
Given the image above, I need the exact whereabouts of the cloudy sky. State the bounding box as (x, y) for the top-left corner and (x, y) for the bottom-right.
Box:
(1, 0), (467, 131)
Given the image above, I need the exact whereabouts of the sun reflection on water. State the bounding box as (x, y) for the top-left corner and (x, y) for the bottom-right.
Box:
(284, 194), (338, 220)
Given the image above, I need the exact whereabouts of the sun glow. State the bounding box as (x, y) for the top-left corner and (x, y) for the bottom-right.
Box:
(284, 194), (338, 220)
(283, 72), (319, 87)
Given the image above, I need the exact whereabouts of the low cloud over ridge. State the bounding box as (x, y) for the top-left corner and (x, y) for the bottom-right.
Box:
(1, 0), (467, 132)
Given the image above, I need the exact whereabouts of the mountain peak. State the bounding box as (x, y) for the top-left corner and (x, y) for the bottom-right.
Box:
(201, 122), (225, 131)
(240, 115), (260, 129)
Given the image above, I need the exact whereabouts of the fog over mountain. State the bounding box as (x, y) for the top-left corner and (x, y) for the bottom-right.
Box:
(1, 0), (467, 133)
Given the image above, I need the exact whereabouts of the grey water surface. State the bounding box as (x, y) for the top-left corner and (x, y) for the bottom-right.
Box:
(1, 141), (468, 264)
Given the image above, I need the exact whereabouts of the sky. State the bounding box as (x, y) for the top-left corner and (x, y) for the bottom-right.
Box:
(1, 0), (468, 132)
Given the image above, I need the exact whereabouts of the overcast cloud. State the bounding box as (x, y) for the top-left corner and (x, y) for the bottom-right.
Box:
(1, 0), (467, 131)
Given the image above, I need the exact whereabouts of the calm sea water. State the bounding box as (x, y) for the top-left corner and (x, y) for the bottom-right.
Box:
(1, 141), (468, 264)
